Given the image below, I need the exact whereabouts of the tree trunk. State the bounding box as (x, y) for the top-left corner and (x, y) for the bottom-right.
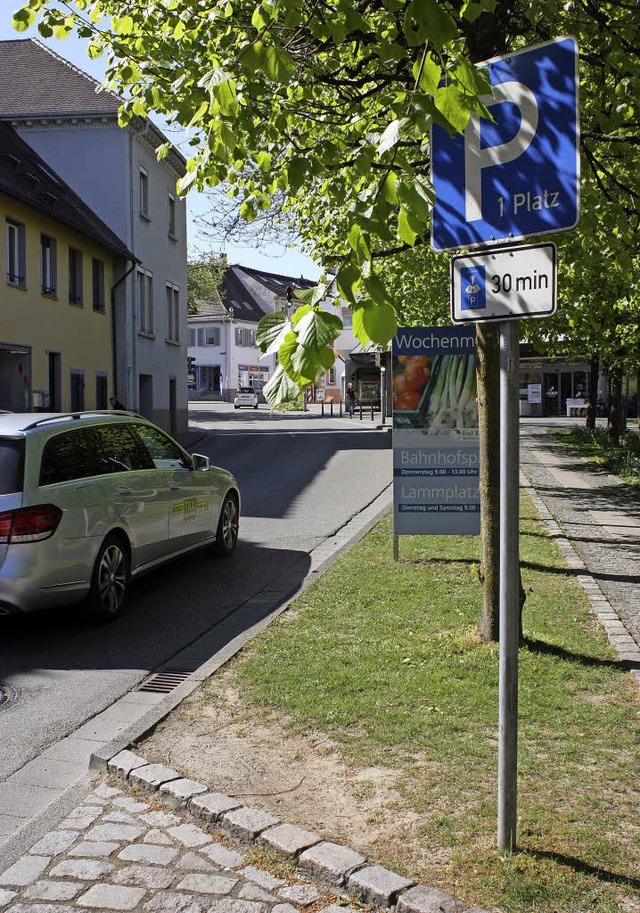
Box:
(476, 323), (501, 642)
(586, 353), (599, 430)
(608, 365), (623, 444)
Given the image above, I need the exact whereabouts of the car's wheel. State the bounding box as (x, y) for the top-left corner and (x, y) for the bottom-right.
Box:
(234, 405), (239, 409)
(253, 404), (258, 409)
(213, 493), (239, 557)
(87, 534), (130, 621)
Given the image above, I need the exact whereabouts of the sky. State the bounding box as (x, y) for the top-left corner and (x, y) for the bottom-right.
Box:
(0, 14), (322, 282)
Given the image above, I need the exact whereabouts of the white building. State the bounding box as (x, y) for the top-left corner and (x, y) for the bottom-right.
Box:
(0, 38), (188, 433)
(188, 264), (318, 400)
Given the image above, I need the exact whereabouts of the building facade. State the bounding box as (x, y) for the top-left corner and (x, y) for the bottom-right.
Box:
(188, 264), (318, 400)
(0, 39), (188, 433)
(0, 122), (133, 413)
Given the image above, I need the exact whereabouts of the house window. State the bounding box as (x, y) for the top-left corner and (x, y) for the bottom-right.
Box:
(96, 373), (108, 409)
(188, 328), (196, 346)
(70, 370), (85, 411)
(204, 328), (220, 346)
(168, 192), (177, 239)
(165, 282), (180, 342)
(139, 167), (149, 218)
(136, 267), (154, 334)
(328, 367), (336, 385)
(235, 327), (257, 348)
(6, 218), (26, 287)
(92, 258), (105, 313)
(40, 234), (57, 297)
(68, 247), (83, 306)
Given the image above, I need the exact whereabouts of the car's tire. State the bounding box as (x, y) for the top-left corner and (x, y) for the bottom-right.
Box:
(253, 404), (258, 409)
(234, 405), (239, 409)
(87, 533), (130, 622)
(213, 493), (239, 557)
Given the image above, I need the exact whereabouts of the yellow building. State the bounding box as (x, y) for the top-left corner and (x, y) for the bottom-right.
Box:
(0, 122), (134, 412)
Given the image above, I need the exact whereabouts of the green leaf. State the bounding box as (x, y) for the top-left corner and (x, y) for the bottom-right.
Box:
(435, 84), (472, 133)
(318, 346), (336, 371)
(363, 273), (390, 305)
(241, 40), (295, 83)
(263, 363), (301, 406)
(251, 3), (271, 30)
(413, 52), (441, 95)
(256, 311), (289, 353)
(453, 58), (492, 96)
(397, 208), (418, 245)
(352, 305), (371, 346)
(214, 77), (238, 117)
(287, 156), (308, 192)
(377, 119), (402, 156)
(112, 14), (134, 35)
(291, 304), (311, 326)
(290, 344), (326, 380)
(420, 0), (458, 46)
(278, 332), (315, 385)
(382, 171), (399, 204)
(295, 309), (343, 349)
(348, 223), (371, 271)
(12, 9), (36, 31)
(337, 263), (362, 304)
(354, 301), (398, 346)
(397, 179), (431, 225)
(293, 283), (329, 307)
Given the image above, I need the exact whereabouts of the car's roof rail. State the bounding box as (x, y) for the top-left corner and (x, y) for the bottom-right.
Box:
(21, 410), (138, 431)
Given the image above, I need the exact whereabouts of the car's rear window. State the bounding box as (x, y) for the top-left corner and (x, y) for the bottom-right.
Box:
(0, 439), (25, 495)
(238, 388), (254, 394)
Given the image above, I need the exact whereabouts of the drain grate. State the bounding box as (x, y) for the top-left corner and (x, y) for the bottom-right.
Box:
(136, 669), (193, 694)
(0, 683), (18, 709)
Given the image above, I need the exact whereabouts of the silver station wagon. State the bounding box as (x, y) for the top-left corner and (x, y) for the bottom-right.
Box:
(0, 412), (240, 621)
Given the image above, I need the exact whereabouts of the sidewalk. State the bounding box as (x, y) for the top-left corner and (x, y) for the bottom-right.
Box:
(1, 421), (639, 913)
(519, 421), (640, 676)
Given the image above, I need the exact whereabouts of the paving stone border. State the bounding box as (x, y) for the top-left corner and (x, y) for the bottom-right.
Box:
(103, 750), (489, 913)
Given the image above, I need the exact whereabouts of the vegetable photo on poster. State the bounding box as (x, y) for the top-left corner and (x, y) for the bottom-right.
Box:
(392, 327), (477, 434)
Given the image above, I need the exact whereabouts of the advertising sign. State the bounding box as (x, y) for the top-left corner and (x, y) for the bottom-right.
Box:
(392, 326), (480, 535)
(527, 383), (542, 404)
(431, 37), (579, 251)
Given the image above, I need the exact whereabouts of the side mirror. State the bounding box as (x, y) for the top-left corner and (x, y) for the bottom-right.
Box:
(191, 453), (210, 471)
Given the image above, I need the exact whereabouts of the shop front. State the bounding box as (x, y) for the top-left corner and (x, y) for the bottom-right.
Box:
(519, 356), (589, 418)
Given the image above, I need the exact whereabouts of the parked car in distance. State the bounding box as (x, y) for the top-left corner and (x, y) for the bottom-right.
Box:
(0, 411), (240, 621)
(234, 387), (259, 409)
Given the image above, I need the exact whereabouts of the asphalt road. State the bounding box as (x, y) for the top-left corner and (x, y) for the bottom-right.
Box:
(0, 403), (391, 782)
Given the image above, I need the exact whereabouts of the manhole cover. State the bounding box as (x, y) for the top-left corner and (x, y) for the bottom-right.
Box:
(0, 683), (18, 709)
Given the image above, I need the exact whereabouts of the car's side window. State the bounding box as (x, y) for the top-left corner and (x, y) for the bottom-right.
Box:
(0, 440), (25, 495)
(134, 424), (190, 469)
(40, 428), (102, 485)
(93, 425), (155, 474)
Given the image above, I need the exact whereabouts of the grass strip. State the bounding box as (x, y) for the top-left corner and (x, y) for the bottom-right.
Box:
(553, 425), (640, 487)
(216, 494), (639, 913)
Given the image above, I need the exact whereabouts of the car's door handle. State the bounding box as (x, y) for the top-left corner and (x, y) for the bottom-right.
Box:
(115, 486), (133, 495)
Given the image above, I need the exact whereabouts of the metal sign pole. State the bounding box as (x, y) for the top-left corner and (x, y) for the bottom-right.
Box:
(497, 318), (520, 852)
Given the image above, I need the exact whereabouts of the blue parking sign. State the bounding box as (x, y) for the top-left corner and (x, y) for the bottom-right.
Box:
(431, 37), (579, 251)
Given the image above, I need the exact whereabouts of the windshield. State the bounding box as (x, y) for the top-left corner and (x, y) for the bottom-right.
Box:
(0, 439), (25, 495)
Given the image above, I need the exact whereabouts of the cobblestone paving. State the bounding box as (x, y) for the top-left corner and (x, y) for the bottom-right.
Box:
(0, 764), (481, 913)
(0, 779), (351, 913)
(520, 427), (640, 652)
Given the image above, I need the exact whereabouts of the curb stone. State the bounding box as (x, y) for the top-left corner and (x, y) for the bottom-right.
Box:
(105, 749), (489, 913)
